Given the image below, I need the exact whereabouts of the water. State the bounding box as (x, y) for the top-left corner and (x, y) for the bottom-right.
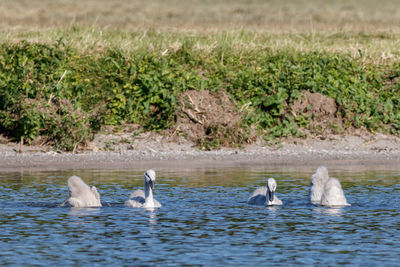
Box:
(0, 167), (399, 265)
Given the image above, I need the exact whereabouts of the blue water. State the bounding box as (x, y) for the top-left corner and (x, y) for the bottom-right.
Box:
(0, 167), (399, 265)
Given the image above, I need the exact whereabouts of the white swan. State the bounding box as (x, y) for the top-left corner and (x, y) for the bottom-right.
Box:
(125, 169), (162, 208)
(320, 177), (350, 206)
(309, 166), (350, 206)
(61, 176), (102, 207)
(309, 166), (329, 204)
(247, 178), (283, 206)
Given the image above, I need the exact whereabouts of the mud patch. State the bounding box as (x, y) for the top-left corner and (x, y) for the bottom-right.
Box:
(171, 90), (251, 149)
(292, 91), (343, 134)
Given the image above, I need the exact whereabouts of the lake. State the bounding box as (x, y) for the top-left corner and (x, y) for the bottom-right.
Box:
(0, 166), (399, 265)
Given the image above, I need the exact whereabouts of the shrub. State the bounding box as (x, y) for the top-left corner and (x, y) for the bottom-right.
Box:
(0, 38), (399, 150)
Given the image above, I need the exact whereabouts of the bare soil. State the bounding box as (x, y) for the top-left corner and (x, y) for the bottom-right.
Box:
(292, 91), (343, 133)
(170, 90), (252, 148)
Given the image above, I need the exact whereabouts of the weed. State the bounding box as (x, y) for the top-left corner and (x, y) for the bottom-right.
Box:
(0, 36), (400, 150)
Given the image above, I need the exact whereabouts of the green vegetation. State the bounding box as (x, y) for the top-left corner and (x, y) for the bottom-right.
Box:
(0, 30), (400, 150)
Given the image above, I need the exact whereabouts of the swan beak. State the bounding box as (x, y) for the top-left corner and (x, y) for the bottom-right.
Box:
(268, 190), (274, 202)
(149, 180), (155, 191)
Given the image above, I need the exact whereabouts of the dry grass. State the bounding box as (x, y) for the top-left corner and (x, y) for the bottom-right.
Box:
(1, 0), (400, 33)
(2, 0), (400, 63)
(0, 0), (399, 63)
(1, 29), (399, 64)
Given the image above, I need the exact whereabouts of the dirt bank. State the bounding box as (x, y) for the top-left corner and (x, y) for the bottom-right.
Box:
(1, 131), (400, 172)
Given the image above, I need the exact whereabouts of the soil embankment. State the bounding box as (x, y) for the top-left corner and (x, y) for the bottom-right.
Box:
(1, 131), (400, 172)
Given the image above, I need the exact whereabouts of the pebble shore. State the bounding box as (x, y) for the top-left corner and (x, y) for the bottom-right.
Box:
(1, 133), (400, 172)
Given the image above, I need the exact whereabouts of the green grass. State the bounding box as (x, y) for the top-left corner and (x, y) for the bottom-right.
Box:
(2, 29), (400, 63)
(1, 29), (400, 150)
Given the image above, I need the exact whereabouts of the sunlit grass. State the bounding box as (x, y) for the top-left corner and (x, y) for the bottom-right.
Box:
(1, 28), (400, 64)
(1, 0), (400, 63)
(1, 0), (400, 33)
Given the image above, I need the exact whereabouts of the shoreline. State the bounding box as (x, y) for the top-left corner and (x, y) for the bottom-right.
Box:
(1, 133), (400, 172)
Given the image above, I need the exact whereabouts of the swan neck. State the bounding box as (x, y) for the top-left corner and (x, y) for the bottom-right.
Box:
(144, 185), (155, 208)
(144, 182), (154, 200)
(267, 188), (274, 203)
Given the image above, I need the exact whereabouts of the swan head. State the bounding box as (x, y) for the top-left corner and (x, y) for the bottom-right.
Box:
(266, 178), (277, 202)
(144, 169), (156, 191)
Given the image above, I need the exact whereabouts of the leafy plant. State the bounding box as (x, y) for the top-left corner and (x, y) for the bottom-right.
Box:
(0, 37), (399, 150)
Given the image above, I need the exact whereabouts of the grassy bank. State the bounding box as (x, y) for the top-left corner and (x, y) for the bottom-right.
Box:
(0, 29), (400, 150)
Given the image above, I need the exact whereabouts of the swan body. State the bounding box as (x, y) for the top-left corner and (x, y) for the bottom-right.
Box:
(62, 176), (102, 207)
(309, 166), (350, 207)
(125, 169), (161, 208)
(320, 177), (350, 206)
(248, 178), (283, 206)
(309, 166), (329, 204)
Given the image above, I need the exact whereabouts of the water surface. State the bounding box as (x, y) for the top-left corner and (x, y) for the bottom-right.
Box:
(0, 167), (399, 265)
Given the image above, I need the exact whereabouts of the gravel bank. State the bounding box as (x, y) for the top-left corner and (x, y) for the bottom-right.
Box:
(1, 133), (400, 172)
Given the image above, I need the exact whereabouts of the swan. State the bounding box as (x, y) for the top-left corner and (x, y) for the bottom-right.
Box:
(125, 169), (162, 208)
(61, 176), (102, 207)
(320, 177), (350, 206)
(309, 166), (329, 204)
(247, 178), (283, 206)
(309, 166), (350, 206)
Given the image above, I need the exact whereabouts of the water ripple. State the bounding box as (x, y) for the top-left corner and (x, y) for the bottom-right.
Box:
(0, 167), (399, 265)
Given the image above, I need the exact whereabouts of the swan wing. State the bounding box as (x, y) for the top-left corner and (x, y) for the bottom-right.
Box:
(125, 196), (145, 207)
(153, 198), (162, 208)
(272, 195), (283, 205)
(129, 189), (145, 199)
(125, 189), (146, 207)
(248, 187), (267, 205)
